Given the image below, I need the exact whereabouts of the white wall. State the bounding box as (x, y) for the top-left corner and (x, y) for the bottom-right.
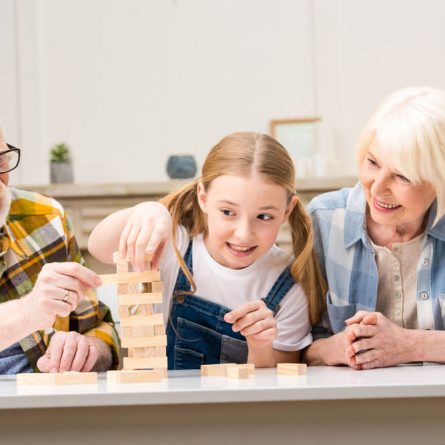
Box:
(2, 0), (445, 185)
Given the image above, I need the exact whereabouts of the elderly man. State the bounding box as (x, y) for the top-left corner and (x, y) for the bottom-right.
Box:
(0, 129), (119, 374)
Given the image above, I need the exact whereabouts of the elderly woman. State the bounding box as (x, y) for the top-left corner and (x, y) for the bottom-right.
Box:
(305, 86), (445, 369)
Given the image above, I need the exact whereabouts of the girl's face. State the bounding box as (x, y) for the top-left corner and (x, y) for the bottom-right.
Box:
(359, 148), (436, 234)
(197, 174), (297, 269)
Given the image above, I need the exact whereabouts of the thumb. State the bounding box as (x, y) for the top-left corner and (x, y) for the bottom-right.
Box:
(36, 353), (51, 373)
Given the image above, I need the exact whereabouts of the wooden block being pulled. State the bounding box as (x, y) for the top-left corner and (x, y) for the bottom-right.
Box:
(99, 271), (161, 286)
(120, 313), (164, 327)
(123, 356), (168, 370)
(107, 369), (163, 384)
(277, 363), (307, 376)
(226, 364), (253, 379)
(17, 371), (98, 386)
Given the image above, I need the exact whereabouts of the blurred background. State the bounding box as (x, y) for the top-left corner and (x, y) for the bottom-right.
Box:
(2, 0), (445, 186)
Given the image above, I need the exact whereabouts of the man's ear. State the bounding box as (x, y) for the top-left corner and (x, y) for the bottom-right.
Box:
(196, 181), (208, 213)
(282, 195), (299, 222)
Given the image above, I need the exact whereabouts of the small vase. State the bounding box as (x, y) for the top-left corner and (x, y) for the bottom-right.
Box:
(50, 162), (74, 184)
(166, 155), (197, 179)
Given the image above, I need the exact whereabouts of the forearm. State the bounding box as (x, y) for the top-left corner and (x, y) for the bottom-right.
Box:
(304, 335), (346, 366)
(405, 329), (445, 363)
(248, 345), (299, 367)
(0, 298), (35, 351)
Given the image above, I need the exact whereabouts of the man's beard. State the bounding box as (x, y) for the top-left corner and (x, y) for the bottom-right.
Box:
(0, 185), (11, 228)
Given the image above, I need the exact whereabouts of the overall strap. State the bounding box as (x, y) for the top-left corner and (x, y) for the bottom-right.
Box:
(173, 239), (194, 293)
(261, 267), (295, 315)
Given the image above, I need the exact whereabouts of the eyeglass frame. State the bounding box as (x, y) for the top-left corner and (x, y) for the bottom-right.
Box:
(0, 144), (21, 173)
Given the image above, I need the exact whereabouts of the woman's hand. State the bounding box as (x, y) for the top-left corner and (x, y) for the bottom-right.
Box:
(224, 300), (277, 351)
(118, 202), (172, 271)
(345, 311), (411, 369)
(21, 262), (101, 332)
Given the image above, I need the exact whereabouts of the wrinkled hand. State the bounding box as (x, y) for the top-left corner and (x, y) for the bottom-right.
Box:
(37, 331), (98, 373)
(224, 300), (277, 351)
(118, 202), (171, 271)
(345, 311), (409, 369)
(22, 262), (101, 331)
(328, 325), (365, 369)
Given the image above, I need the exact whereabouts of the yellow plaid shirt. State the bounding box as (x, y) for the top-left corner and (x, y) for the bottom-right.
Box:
(0, 187), (119, 370)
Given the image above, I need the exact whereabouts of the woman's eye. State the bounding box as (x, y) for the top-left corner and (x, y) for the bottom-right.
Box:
(258, 214), (273, 221)
(396, 174), (411, 184)
(367, 158), (378, 167)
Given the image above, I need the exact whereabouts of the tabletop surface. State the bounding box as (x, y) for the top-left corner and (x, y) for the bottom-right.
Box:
(1, 365), (445, 410)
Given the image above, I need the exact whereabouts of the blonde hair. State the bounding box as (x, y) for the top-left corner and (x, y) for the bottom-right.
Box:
(161, 131), (326, 325)
(357, 86), (445, 224)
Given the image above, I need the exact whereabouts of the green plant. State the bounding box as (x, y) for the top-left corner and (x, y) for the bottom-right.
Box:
(49, 143), (71, 163)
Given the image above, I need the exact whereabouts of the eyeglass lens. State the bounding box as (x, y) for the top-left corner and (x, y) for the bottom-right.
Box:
(0, 150), (20, 173)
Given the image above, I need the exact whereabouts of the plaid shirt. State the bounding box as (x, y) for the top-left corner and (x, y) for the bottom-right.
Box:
(0, 187), (119, 370)
(307, 182), (445, 339)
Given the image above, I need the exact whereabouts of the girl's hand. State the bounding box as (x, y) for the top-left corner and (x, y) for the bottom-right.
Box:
(118, 202), (172, 271)
(21, 262), (101, 332)
(345, 311), (410, 369)
(224, 300), (277, 351)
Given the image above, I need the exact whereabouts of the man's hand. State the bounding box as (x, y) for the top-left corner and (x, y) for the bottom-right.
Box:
(21, 262), (102, 332)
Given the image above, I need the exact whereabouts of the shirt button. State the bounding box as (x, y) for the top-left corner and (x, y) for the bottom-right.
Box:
(423, 258), (429, 266)
(420, 292), (428, 300)
(395, 308), (401, 316)
(393, 260), (399, 268)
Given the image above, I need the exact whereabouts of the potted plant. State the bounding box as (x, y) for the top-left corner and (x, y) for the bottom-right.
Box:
(49, 142), (74, 183)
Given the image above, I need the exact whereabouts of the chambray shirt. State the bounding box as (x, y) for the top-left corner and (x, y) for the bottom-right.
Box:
(307, 182), (445, 339)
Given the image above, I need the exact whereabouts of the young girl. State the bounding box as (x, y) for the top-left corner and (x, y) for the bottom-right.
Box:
(89, 132), (325, 369)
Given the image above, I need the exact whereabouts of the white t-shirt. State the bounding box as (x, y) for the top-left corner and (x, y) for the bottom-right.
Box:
(158, 226), (312, 351)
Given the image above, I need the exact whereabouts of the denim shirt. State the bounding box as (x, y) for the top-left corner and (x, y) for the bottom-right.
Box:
(307, 182), (445, 339)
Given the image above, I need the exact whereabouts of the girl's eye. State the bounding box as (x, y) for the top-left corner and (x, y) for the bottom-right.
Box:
(221, 209), (235, 217)
(396, 174), (411, 184)
(258, 214), (273, 221)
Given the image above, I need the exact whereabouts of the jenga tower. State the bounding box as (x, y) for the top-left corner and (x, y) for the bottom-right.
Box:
(113, 252), (167, 374)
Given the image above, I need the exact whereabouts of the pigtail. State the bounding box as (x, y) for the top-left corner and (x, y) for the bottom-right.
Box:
(160, 179), (206, 294)
(287, 199), (326, 325)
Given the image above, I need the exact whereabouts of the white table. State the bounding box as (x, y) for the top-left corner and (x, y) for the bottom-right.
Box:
(1, 365), (444, 445)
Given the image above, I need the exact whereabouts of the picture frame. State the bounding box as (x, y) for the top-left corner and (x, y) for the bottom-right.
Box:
(270, 117), (321, 160)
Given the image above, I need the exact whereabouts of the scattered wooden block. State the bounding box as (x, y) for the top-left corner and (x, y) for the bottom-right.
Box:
(17, 371), (98, 386)
(200, 363), (237, 377)
(226, 364), (253, 379)
(107, 369), (163, 384)
(277, 363), (307, 376)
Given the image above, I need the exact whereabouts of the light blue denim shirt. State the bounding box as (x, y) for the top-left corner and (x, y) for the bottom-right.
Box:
(307, 182), (445, 339)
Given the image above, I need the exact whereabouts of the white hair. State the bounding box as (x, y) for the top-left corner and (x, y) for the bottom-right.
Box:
(357, 86), (445, 224)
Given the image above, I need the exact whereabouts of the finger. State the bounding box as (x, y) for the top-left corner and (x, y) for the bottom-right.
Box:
(36, 353), (51, 373)
(354, 348), (381, 367)
(345, 310), (371, 325)
(70, 336), (90, 371)
(224, 301), (263, 324)
(232, 309), (270, 333)
(361, 359), (382, 370)
(81, 338), (98, 372)
(151, 240), (165, 271)
(134, 226), (152, 272)
(241, 318), (275, 337)
(53, 262), (101, 288)
(352, 324), (378, 338)
(119, 220), (133, 260)
(48, 334), (67, 372)
(362, 313), (378, 325)
(58, 332), (80, 372)
(250, 326), (276, 342)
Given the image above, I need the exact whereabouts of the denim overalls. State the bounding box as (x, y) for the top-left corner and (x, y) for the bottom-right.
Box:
(166, 240), (295, 370)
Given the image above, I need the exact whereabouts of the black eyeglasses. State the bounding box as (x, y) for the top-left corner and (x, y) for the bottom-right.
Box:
(0, 144), (21, 174)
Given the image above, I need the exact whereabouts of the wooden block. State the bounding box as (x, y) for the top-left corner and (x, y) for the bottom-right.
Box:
(17, 372), (97, 386)
(118, 292), (163, 305)
(120, 313), (164, 327)
(121, 335), (167, 348)
(123, 356), (168, 370)
(200, 363), (237, 377)
(127, 346), (167, 358)
(151, 281), (164, 293)
(99, 271), (161, 286)
(277, 363), (307, 376)
(226, 365), (252, 379)
(107, 369), (163, 384)
(112, 251), (154, 264)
